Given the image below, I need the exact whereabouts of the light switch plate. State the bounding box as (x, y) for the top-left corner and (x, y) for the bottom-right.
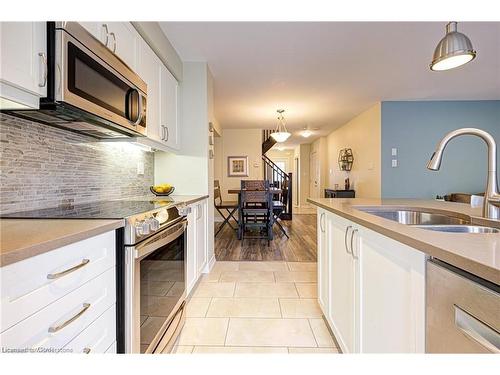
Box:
(391, 159), (398, 168)
(391, 148), (398, 156)
(137, 161), (144, 175)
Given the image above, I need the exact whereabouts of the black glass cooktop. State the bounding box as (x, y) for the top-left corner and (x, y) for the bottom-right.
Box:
(1, 199), (175, 219)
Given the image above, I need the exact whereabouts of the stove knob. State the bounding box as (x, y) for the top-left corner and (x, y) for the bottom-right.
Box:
(141, 220), (150, 235)
(149, 218), (160, 231)
(135, 221), (145, 236)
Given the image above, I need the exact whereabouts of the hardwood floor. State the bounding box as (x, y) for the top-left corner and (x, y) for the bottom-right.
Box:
(215, 213), (317, 262)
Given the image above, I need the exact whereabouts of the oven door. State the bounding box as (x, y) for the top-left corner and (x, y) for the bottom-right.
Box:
(55, 22), (147, 135)
(126, 219), (187, 354)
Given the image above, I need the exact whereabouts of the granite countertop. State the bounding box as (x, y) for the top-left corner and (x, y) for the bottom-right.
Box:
(0, 194), (209, 267)
(0, 219), (124, 267)
(307, 198), (500, 285)
(144, 194), (209, 206)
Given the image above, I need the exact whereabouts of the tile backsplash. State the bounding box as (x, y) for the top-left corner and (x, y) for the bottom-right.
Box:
(0, 114), (154, 214)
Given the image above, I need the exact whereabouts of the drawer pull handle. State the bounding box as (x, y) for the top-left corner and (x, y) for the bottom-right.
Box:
(83, 347), (91, 354)
(454, 305), (500, 353)
(47, 259), (90, 279)
(48, 303), (91, 333)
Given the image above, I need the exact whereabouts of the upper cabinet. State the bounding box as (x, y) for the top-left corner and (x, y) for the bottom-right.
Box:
(137, 40), (162, 143)
(79, 22), (138, 70)
(160, 65), (180, 150)
(136, 38), (180, 152)
(0, 22), (47, 109)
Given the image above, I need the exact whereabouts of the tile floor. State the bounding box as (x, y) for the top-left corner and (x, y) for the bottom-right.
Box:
(173, 261), (340, 354)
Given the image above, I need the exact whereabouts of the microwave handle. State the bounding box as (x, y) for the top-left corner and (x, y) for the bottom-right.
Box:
(134, 91), (145, 126)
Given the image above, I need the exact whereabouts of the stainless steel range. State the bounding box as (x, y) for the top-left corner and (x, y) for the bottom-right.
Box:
(2, 199), (190, 354)
(123, 203), (190, 354)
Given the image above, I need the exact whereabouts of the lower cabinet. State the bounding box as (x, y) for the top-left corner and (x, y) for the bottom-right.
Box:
(186, 198), (209, 295)
(0, 230), (117, 353)
(317, 209), (426, 353)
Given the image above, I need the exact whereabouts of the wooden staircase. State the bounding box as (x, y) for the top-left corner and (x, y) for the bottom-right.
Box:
(262, 130), (293, 220)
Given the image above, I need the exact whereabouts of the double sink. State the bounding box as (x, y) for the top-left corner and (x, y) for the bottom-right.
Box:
(356, 207), (499, 234)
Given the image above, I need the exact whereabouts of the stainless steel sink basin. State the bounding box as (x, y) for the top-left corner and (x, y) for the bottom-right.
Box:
(356, 208), (470, 226)
(411, 225), (499, 234)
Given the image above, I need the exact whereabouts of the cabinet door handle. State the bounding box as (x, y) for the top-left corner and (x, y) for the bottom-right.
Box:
(454, 305), (500, 353)
(109, 32), (116, 53)
(319, 213), (325, 233)
(48, 303), (91, 333)
(83, 347), (91, 354)
(344, 225), (353, 254)
(160, 125), (165, 140)
(47, 259), (90, 279)
(38, 52), (47, 87)
(350, 228), (359, 259)
(101, 24), (109, 47)
(165, 126), (169, 142)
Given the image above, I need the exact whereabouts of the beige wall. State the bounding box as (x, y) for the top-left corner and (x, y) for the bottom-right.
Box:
(326, 103), (381, 198)
(213, 128), (263, 201)
(310, 137), (328, 198)
(294, 144), (311, 207)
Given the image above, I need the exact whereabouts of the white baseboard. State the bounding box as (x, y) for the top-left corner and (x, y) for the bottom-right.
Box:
(203, 254), (216, 273)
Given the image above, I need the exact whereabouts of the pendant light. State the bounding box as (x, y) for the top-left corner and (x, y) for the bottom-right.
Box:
(270, 109), (291, 143)
(430, 22), (476, 71)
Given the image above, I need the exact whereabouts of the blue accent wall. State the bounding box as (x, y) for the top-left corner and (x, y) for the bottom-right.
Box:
(381, 101), (500, 198)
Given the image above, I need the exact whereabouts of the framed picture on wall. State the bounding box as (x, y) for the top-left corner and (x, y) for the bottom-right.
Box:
(227, 156), (249, 177)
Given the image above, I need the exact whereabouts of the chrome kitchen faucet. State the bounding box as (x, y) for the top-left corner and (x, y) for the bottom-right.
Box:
(427, 128), (500, 220)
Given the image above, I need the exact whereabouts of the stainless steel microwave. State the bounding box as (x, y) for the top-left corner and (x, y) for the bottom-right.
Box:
(5, 22), (147, 139)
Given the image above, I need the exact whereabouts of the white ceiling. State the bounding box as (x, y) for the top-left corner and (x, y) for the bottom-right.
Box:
(160, 22), (500, 148)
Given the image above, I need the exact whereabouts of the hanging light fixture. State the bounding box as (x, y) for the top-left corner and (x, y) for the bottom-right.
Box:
(270, 109), (291, 143)
(430, 21), (476, 71)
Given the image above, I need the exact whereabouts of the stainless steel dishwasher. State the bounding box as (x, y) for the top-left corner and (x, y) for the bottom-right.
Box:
(426, 259), (500, 353)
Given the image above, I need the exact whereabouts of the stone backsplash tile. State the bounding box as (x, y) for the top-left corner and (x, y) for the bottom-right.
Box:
(0, 114), (154, 214)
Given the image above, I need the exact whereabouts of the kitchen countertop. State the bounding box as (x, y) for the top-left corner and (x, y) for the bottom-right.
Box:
(145, 194), (209, 206)
(0, 219), (124, 267)
(0, 194), (209, 267)
(307, 198), (500, 285)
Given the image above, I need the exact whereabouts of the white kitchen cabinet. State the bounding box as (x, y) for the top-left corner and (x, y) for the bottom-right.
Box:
(186, 205), (198, 295)
(327, 214), (357, 353)
(0, 22), (47, 109)
(105, 22), (139, 70)
(317, 209), (426, 353)
(195, 200), (208, 275)
(0, 230), (117, 353)
(79, 22), (138, 70)
(317, 209), (329, 314)
(355, 226), (425, 353)
(1, 231), (115, 332)
(135, 38), (180, 152)
(160, 65), (180, 150)
(137, 39), (162, 143)
(185, 199), (209, 295)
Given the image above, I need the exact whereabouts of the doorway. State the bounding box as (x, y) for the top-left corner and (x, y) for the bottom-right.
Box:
(309, 151), (320, 199)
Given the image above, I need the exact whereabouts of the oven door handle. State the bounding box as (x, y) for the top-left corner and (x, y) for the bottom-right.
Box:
(134, 220), (187, 260)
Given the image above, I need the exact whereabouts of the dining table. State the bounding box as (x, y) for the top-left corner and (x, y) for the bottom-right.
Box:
(228, 188), (282, 240)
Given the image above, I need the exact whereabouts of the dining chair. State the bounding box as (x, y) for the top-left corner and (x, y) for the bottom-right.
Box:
(239, 180), (273, 245)
(214, 180), (239, 237)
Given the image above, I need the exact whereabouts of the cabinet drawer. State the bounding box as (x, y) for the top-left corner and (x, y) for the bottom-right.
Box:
(0, 267), (115, 351)
(1, 231), (115, 331)
(64, 304), (116, 354)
